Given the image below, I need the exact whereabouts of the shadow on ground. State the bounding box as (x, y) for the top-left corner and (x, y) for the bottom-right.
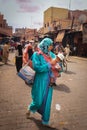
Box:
(0, 62), (4, 66)
(0, 62), (14, 67)
(63, 71), (76, 75)
(27, 117), (69, 130)
(28, 117), (59, 130)
(54, 84), (71, 93)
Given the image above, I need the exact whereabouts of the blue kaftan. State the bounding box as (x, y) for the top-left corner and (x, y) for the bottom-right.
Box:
(28, 52), (53, 125)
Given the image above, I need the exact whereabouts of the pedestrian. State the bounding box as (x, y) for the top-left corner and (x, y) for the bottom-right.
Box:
(22, 43), (33, 66)
(2, 41), (9, 64)
(15, 42), (23, 73)
(73, 46), (77, 56)
(64, 44), (71, 61)
(26, 37), (56, 128)
(22, 43), (34, 85)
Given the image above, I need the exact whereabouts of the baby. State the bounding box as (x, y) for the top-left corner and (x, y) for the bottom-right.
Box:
(50, 53), (64, 86)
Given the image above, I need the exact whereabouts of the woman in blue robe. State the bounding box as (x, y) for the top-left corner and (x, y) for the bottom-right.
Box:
(26, 38), (56, 127)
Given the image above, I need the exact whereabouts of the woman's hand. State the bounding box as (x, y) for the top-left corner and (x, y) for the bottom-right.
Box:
(50, 59), (57, 65)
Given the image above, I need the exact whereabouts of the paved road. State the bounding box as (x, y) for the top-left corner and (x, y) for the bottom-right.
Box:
(0, 52), (87, 130)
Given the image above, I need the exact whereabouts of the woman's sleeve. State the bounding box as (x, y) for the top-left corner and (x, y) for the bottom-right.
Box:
(32, 52), (51, 73)
(50, 51), (56, 59)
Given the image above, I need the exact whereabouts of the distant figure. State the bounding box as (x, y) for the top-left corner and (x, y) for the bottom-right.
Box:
(2, 42), (9, 64)
(73, 46), (77, 56)
(15, 42), (23, 73)
(64, 44), (71, 61)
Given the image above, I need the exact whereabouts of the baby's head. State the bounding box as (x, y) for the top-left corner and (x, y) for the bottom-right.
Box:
(56, 53), (64, 62)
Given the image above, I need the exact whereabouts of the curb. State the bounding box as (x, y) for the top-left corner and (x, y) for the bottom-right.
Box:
(71, 56), (87, 61)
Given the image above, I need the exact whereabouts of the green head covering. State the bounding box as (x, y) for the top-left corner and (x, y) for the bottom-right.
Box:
(38, 38), (53, 54)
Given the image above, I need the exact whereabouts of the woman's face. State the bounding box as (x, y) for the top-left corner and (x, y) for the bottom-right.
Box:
(48, 45), (53, 51)
(56, 57), (61, 62)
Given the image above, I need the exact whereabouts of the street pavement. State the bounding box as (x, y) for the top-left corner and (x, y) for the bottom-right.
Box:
(0, 52), (87, 130)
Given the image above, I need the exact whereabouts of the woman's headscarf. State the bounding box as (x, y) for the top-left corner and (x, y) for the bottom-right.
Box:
(38, 38), (53, 54)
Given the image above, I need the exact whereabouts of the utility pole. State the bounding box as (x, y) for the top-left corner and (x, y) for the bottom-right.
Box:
(68, 0), (74, 30)
(68, 0), (71, 19)
(69, 0), (71, 11)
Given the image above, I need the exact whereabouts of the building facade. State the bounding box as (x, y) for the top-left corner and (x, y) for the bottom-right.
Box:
(13, 28), (38, 42)
(0, 13), (12, 42)
(43, 7), (87, 57)
(44, 7), (71, 34)
(43, 7), (87, 34)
